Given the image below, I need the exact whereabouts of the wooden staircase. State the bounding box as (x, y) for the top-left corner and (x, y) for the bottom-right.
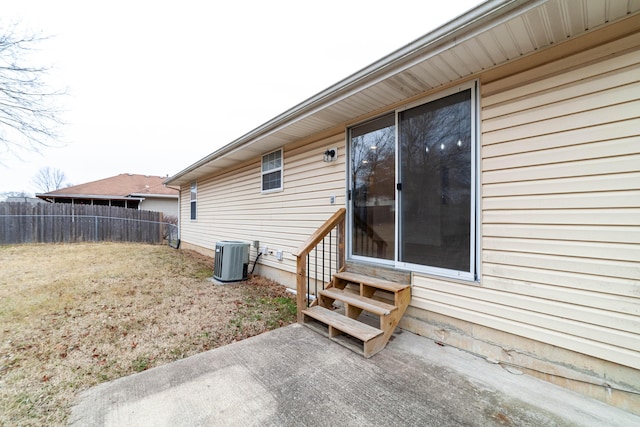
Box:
(302, 271), (411, 358)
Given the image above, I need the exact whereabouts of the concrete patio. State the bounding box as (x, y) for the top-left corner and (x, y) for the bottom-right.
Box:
(69, 323), (639, 426)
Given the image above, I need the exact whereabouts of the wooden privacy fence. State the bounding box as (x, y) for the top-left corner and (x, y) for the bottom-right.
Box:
(0, 202), (166, 245)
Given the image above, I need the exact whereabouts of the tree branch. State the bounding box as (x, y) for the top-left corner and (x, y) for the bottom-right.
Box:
(0, 22), (65, 161)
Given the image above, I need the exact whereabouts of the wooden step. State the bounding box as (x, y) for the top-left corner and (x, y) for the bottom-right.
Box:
(302, 306), (383, 342)
(345, 260), (411, 285)
(320, 287), (396, 316)
(303, 270), (411, 358)
(333, 271), (409, 293)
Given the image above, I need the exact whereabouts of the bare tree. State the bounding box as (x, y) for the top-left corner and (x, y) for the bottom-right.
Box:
(33, 166), (67, 192)
(0, 23), (64, 159)
(1, 190), (31, 201)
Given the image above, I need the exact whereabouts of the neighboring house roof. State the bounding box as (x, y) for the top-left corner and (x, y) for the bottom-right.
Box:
(37, 173), (179, 201)
(165, 0), (640, 187)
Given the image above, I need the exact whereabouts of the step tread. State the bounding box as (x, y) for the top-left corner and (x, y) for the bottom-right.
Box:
(320, 287), (396, 316)
(302, 306), (383, 342)
(334, 271), (410, 293)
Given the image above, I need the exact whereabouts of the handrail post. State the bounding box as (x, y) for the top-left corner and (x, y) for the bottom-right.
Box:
(296, 254), (306, 323)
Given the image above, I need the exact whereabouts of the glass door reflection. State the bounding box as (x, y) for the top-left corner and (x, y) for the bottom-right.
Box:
(350, 114), (395, 261)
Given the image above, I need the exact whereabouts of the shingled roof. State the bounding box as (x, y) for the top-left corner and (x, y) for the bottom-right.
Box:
(38, 173), (178, 199)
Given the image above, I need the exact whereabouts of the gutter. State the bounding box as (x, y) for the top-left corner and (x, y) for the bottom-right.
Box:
(165, 0), (535, 185)
(35, 193), (145, 201)
(129, 193), (179, 199)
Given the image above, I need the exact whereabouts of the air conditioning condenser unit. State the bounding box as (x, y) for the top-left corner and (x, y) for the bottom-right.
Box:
(213, 241), (250, 282)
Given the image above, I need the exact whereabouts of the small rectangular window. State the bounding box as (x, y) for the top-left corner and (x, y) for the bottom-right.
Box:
(190, 182), (197, 220)
(261, 149), (283, 192)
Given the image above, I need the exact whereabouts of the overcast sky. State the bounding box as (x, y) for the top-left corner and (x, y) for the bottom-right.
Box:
(1, 0), (482, 195)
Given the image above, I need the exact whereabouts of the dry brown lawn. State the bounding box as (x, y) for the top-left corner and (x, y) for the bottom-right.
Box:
(0, 242), (297, 426)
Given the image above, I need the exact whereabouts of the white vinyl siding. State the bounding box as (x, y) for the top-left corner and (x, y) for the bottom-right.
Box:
(139, 198), (179, 218)
(411, 35), (640, 369)
(179, 134), (346, 276)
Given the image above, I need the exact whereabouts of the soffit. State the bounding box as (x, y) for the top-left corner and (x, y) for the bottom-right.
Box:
(167, 0), (640, 186)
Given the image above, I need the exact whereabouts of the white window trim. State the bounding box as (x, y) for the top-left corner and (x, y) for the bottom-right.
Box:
(261, 148), (284, 193)
(189, 181), (197, 221)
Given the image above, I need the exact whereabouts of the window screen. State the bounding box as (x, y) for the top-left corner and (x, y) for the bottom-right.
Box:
(261, 149), (283, 192)
(190, 182), (197, 220)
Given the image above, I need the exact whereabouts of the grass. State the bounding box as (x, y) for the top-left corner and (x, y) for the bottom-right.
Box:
(0, 242), (297, 426)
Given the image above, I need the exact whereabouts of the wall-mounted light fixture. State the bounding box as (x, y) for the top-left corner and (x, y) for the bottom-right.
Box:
(323, 147), (338, 162)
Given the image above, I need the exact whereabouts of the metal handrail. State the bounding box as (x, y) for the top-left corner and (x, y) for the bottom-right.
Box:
(293, 208), (345, 322)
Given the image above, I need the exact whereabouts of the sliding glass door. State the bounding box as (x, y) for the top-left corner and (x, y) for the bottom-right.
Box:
(348, 83), (476, 280)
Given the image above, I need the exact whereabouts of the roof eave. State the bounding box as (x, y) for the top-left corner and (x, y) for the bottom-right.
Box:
(165, 0), (536, 186)
(36, 193), (145, 201)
